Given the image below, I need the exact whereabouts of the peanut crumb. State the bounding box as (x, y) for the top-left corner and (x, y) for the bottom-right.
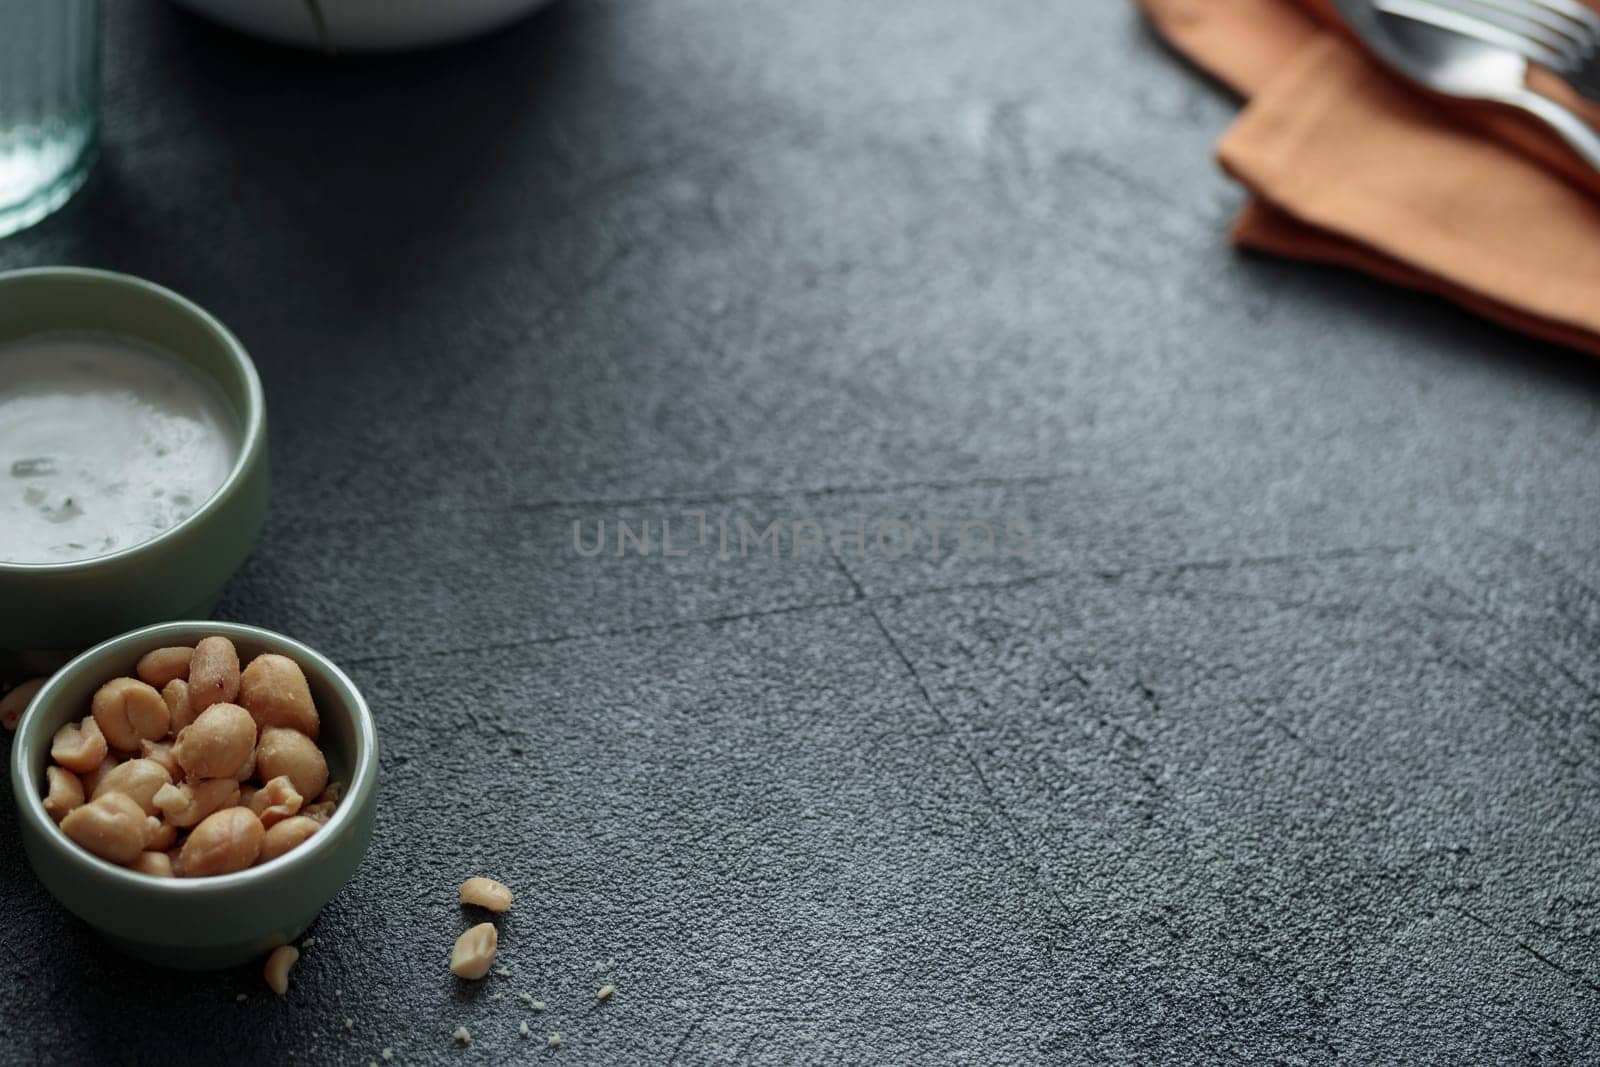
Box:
(381, 1050), (394, 1061)
(452, 1026), (471, 1045)
(345, 1018), (355, 1030)
(235, 994), (247, 1003)
(533, 1000), (546, 1011)
(548, 1033), (562, 1048)
(519, 1022), (530, 1038)
(301, 937), (316, 949)
(597, 984), (615, 1002)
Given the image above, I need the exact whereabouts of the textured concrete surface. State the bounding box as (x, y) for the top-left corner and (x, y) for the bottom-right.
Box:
(3, 0), (1600, 1062)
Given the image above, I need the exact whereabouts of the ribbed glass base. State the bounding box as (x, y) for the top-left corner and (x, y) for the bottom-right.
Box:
(0, 132), (94, 239)
(0, 0), (100, 239)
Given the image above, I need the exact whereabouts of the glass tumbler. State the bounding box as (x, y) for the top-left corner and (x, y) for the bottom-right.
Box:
(0, 0), (99, 238)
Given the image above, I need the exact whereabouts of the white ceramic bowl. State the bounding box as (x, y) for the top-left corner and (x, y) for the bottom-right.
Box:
(171, 0), (556, 52)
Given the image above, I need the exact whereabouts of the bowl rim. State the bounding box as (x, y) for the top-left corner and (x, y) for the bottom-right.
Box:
(10, 620), (378, 894)
(0, 266), (266, 575)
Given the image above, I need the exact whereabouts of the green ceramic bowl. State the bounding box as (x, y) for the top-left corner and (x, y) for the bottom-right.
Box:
(0, 268), (268, 676)
(10, 621), (378, 970)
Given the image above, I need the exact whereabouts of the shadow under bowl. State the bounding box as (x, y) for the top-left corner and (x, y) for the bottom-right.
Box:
(9, 621), (378, 970)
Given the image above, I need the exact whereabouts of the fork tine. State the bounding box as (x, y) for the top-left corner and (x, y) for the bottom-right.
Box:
(1410, 0), (1584, 62)
(1377, 0), (1576, 69)
(1512, 0), (1600, 42)
(1469, 0), (1600, 51)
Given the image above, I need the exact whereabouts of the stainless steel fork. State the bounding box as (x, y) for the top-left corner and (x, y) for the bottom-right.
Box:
(1334, 0), (1600, 170)
(1380, 0), (1600, 98)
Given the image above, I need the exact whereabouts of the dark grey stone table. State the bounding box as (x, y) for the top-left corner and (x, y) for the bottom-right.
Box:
(4, 1), (1600, 1062)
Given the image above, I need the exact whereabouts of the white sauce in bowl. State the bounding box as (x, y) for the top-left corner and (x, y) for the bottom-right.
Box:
(0, 332), (240, 565)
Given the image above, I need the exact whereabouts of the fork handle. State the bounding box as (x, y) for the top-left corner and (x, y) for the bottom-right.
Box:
(1502, 87), (1600, 174)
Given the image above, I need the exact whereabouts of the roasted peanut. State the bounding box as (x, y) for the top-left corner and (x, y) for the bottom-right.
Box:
(255, 727), (327, 801)
(79, 751), (117, 793)
(317, 782), (342, 805)
(234, 745), (257, 783)
(187, 636), (240, 713)
(51, 715), (109, 774)
(1, 676), (47, 731)
(131, 851), (174, 877)
(60, 792), (149, 865)
(91, 758), (172, 815)
(460, 877), (514, 913)
(173, 703), (256, 780)
(259, 815), (320, 863)
(146, 818), (178, 851)
(153, 778), (240, 829)
(79, 754), (119, 795)
(450, 923), (499, 980)
(302, 800), (336, 824)
(91, 677), (170, 751)
(249, 776), (303, 828)
(42, 766), (84, 821)
(264, 945), (299, 995)
(162, 678), (197, 733)
(239, 654), (320, 740)
(135, 646), (193, 688)
(138, 739), (182, 781)
(180, 807), (263, 876)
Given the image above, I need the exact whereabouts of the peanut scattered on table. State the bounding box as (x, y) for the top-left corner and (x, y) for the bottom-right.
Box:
(264, 945), (299, 995)
(459, 876), (514, 913)
(1, 677), (48, 731)
(450, 923), (499, 980)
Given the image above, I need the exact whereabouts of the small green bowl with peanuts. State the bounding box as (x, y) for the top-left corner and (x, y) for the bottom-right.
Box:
(9, 620), (379, 970)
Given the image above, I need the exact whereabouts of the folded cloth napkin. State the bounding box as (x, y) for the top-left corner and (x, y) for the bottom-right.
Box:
(1137, 0), (1600, 357)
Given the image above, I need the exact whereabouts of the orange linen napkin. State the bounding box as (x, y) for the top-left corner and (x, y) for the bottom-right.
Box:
(1138, 0), (1600, 357)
